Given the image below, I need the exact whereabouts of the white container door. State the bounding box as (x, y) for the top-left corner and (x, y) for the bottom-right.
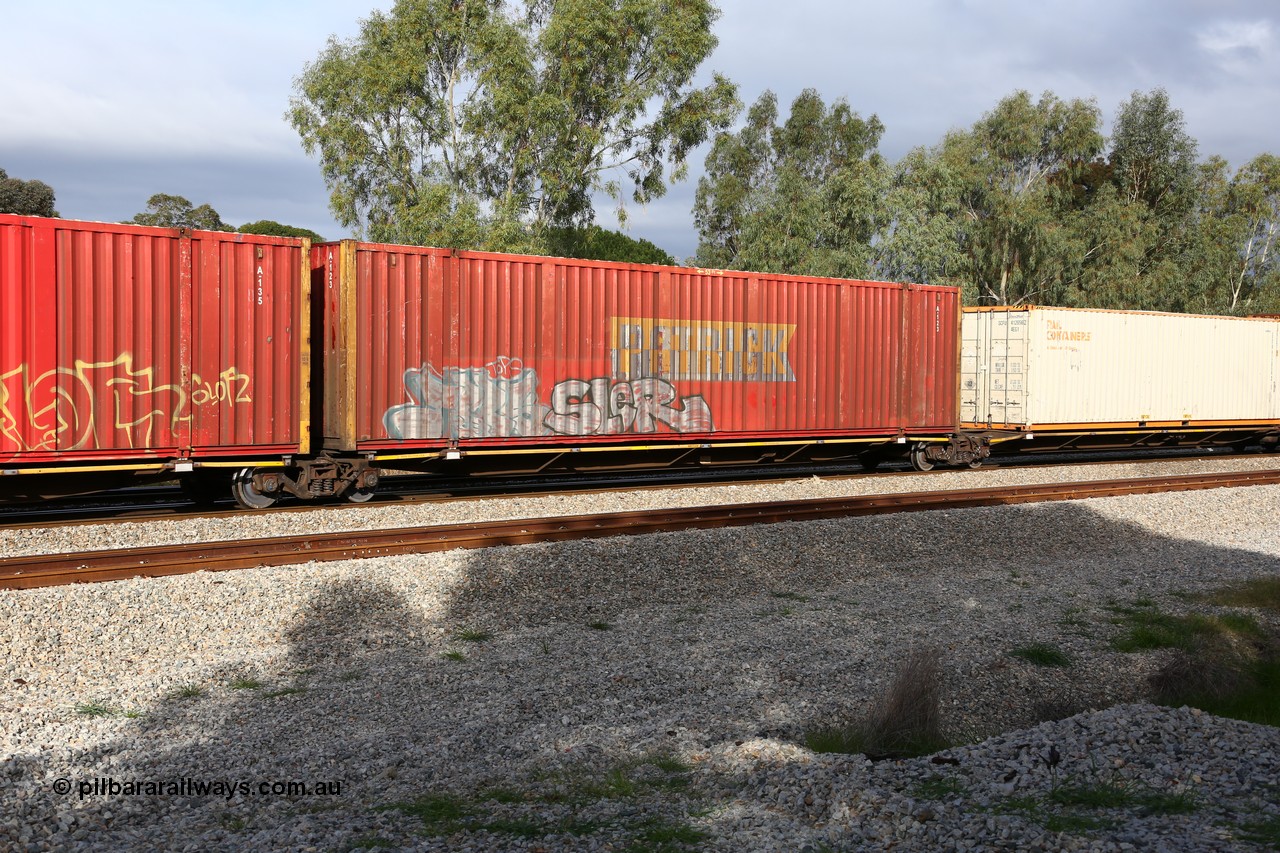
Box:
(961, 309), (1028, 427)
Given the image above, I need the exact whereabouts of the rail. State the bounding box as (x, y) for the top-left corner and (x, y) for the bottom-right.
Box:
(0, 447), (1252, 529)
(3, 469), (1278, 590)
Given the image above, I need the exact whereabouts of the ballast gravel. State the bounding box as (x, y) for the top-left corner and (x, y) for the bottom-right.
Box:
(1, 457), (1278, 851)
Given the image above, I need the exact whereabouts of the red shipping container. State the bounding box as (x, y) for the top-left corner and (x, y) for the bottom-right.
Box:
(314, 241), (959, 462)
(0, 215), (309, 471)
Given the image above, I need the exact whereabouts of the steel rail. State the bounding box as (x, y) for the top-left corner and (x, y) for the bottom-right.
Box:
(0, 447), (1252, 530)
(3, 468), (1279, 590)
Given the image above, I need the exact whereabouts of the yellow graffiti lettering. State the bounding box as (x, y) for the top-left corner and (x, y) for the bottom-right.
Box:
(191, 368), (254, 406)
(0, 354), (253, 453)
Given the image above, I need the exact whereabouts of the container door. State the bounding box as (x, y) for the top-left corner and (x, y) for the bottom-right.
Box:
(959, 311), (981, 423)
(1, 219), (54, 461)
(187, 237), (302, 453)
(994, 310), (1028, 426)
(963, 309), (1029, 428)
(54, 225), (189, 458)
(1271, 325), (1279, 419)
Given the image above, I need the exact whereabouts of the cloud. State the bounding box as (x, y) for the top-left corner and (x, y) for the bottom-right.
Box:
(1, 81), (293, 159)
(1198, 19), (1273, 53)
(5, 0), (1280, 261)
(1197, 19), (1274, 74)
(0, 1), (380, 159)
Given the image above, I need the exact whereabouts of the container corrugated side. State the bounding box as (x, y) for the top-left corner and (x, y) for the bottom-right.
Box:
(0, 214), (308, 466)
(962, 306), (1280, 428)
(316, 241), (959, 452)
(188, 229), (309, 455)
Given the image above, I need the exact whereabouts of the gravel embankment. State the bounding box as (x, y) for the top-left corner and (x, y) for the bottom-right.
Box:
(2, 459), (1279, 851)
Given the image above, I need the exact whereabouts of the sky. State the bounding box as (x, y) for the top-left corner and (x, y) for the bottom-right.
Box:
(3, 1), (1278, 262)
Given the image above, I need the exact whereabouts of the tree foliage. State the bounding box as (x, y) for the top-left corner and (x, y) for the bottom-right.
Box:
(0, 168), (58, 217)
(1110, 88), (1198, 216)
(1220, 154), (1280, 311)
(238, 220), (326, 242)
(129, 194), (233, 231)
(1064, 88), (1201, 310)
(695, 85), (1280, 314)
(290, 0), (738, 251)
(872, 146), (968, 287)
(544, 224), (673, 264)
(940, 90), (1104, 305)
(693, 89), (885, 278)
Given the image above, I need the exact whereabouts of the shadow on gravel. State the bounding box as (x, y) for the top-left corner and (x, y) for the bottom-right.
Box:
(4, 496), (1280, 850)
(440, 496), (1280, 630)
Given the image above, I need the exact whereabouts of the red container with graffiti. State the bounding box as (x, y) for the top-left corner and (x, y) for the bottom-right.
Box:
(0, 214), (309, 471)
(314, 241), (959, 465)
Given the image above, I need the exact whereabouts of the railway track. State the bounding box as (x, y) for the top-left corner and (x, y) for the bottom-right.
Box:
(5, 464), (883, 528)
(4, 468), (1278, 590)
(0, 447), (1252, 529)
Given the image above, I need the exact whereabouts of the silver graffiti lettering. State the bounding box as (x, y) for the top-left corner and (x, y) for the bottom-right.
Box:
(544, 376), (713, 436)
(384, 359), (550, 440)
(382, 357), (716, 440)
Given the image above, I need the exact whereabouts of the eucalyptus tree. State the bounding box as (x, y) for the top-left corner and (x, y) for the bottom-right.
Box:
(129, 194), (232, 231)
(1184, 153), (1280, 314)
(544, 224), (674, 264)
(1224, 153), (1280, 310)
(1053, 175), (1155, 309)
(290, 0), (738, 250)
(692, 91), (777, 269)
(1109, 88), (1199, 218)
(1064, 88), (1201, 310)
(1046, 90), (1278, 314)
(943, 90), (1104, 305)
(0, 168), (57, 217)
(872, 146), (969, 291)
(693, 88), (886, 278)
(238, 220), (326, 242)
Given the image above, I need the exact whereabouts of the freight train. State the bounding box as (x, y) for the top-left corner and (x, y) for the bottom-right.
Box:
(2, 214), (1278, 507)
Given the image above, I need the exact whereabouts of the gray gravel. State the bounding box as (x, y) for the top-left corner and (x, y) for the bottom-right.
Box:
(2, 458), (1279, 851)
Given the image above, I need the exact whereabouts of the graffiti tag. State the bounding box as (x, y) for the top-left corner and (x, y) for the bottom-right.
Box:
(191, 368), (253, 406)
(0, 354), (252, 452)
(383, 358), (715, 440)
(545, 377), (713, 435)
(384, 360), (550, 440)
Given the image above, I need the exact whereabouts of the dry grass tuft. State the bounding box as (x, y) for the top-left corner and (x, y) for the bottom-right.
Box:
(1148, 633), (1260, 704)
(806, 646), (948, 760)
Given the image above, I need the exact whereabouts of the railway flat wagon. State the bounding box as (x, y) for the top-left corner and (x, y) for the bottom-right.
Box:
(0, 214), (310, 500)
(962, 306), (1280, 453)
(312, 240), (977, 484)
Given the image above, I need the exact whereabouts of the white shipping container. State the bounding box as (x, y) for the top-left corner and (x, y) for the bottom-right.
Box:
(961, 307), (1280, 429)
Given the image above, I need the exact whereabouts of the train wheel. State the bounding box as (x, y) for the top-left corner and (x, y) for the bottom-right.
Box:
(909, 443), (935, 472)
(231, 468), (278, 510)
(967, 458), (984, 469)
(344, 486), (376, 503)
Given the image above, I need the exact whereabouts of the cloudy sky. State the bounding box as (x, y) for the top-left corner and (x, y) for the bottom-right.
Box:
(3, 1), (1278, 260)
